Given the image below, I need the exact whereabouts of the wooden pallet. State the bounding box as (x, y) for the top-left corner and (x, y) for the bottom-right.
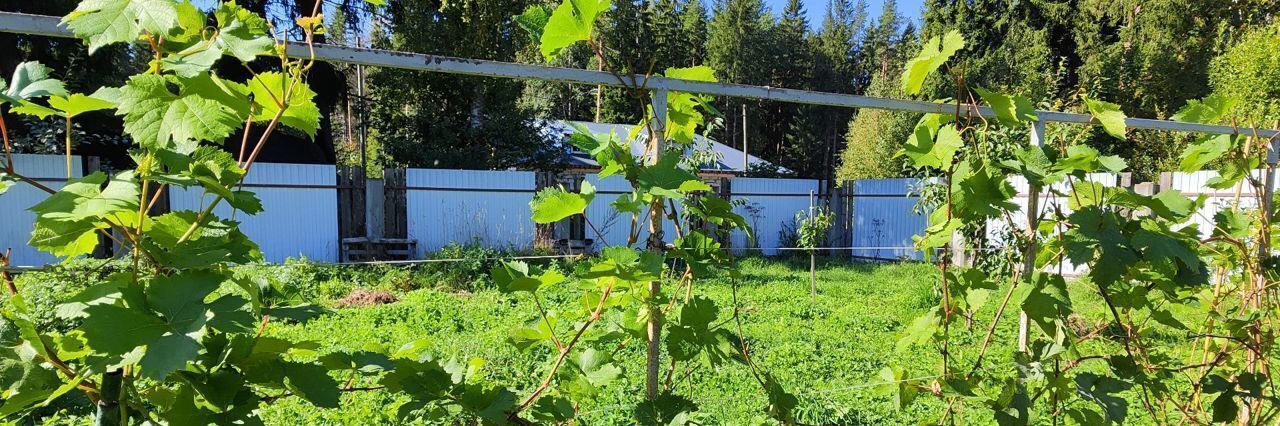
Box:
(341, 237), (417, 262)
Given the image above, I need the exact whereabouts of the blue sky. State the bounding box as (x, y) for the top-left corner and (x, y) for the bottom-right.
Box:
(756, 0), (925, 28)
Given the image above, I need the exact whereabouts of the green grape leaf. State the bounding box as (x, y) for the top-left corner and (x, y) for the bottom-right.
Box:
(363, 0), (386, 5)
(1084, 98), (1127, 140)
(1172, 95), (1238, 124)
(283, 362), (340, 408)
(878, 367), (919, 410)
(974, 87), (1038, 127)
(1074, 373), (1131, 423)
(950, 161), (1017, 219)
(1055, 145), (1126, 174)
(634, 393), (699, 426)
(491, 261), (564, 294)
(115, 73), (247, 151)
(0, 61), (67, 105)
(213, 2), (274, 62)
(9, 101), (59, 119)
(63, 0), (180, 53)
(634, 154), (707, 198)
(48, 93), (115, 118)
(249, 72), (321, 139)
(896, 307), (940, 351)
(1213, 210), (1250, 239)
(901, 30), (964, 95)
(142, 211), (263, 268)
(1179, 134), (1234, 173)
(515, 5), (552, 43)
(1207, 156), (1260, 190)
(529, 181), (595, 224)
(661, 66), (718, 145)
(1019, 273), (1073, 351)
(28, 171), (139, 257)
(1064, 208), (1137, 285)
(540, 0), (611, 61)
(0, 172), (15, 195)
(904, 123), (962, 169)
(1212, 393), (1239, 423)
(162, 47), (225, 78)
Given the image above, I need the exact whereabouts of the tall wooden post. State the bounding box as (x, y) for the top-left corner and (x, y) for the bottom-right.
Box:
(645, 89), (668, 401)
(1018, 119), (1047, 353)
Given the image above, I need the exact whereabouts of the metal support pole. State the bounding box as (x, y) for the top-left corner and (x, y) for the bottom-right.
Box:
(644, 89), (668, 402)
(1018, 119), (1047, 353)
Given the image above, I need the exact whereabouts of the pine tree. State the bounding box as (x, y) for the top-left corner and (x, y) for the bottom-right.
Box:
(680, 0), (710, 66)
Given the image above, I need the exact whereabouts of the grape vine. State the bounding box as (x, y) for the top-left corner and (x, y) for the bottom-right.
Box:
(890, 30), (1280, 425)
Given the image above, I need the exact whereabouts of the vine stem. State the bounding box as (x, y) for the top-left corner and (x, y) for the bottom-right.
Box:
(0, 249), (98, 399)
(177, 107), (286, 243)
(509, 284), (615, 419)
(1, 109), (12, 171)
(968, 268), (1023, 376)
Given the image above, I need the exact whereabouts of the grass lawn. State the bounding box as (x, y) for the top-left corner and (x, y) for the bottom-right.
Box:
(253, 257), (1150, 425)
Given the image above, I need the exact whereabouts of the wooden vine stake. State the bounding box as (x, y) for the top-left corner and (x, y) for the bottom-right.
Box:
(645, 88), (668, 401)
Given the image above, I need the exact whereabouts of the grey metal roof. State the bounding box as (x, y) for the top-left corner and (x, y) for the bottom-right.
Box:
(539, 120), (781, 173)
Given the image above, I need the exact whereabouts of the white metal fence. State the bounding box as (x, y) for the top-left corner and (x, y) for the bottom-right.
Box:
(403, 169), (537, 256)
(1, 154), (83, 267)
(729, 178), (820, 256)
(6, 154), (1277, 266)
(169, 162), (339, 263)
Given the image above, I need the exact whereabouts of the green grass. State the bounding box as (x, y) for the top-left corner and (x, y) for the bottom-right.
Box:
(10, 257), (1165, 424)
(254, 257), (1150, 425)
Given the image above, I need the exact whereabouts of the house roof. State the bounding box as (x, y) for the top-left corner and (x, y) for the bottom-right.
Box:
(540, 120), (780, 174)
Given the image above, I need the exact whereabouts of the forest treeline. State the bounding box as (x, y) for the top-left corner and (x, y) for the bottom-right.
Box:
(2, 0), (1278, 180)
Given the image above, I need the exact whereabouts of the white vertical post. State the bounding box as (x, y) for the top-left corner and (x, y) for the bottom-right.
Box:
(1018, 118), (1047, 353)
(809, 189), (817, 303)
(742, 104), (749, 173)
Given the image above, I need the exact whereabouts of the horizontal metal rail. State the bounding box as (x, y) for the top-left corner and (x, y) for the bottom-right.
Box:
(1, 11), (1277, 141)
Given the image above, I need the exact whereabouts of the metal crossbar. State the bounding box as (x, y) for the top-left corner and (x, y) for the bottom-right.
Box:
(0, 11), (1277, 142)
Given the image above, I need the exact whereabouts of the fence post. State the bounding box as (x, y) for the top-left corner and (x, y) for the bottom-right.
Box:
(808, 190), (818, 303)
(534, 171), (556, 249)
(383, 168), (407, 240)
(1018, 118), (1047, 353)
(337, 166), (367, 239)
(718, 177), (733, 249)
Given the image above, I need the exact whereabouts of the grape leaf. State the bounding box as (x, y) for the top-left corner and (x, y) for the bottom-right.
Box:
(529, 181), (595, 224)
(1084, 97), (1127, 140)
(904, 123), (962, 169)
(974, 87), (1038, 127)
(515, 5), (552, 43)
(0, 62), (67, 105)
(1172, 95), (1237, 124)
(48, 93), (115, 118)
(1179, 134), (1234, 173)
(115, 73), (246, 151)
(249, 72), (321, 139)
(63, 0), (180, 53)
(540, 0), (611, 61)
(901, 30), (964, 95)
(213, 2), (273, 62)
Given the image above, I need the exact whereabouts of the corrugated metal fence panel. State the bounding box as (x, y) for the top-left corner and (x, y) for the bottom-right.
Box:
(169, 162), (338, 263)
(404, 169), (536, 255)
(2, 154), (82, 267)
(581, 173), (686, 249)
(729, 178), (820, 255)
(851, 179), (926, 260)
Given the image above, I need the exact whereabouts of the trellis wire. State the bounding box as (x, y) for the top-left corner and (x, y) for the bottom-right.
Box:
(0, 245), (1021, 273)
